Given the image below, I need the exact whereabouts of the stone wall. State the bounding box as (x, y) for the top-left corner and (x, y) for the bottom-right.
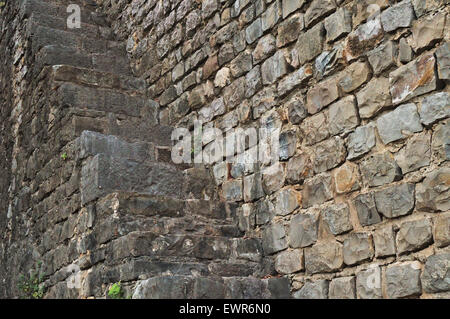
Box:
(0, 0), (448, 299)
(95, 0), (450, 299)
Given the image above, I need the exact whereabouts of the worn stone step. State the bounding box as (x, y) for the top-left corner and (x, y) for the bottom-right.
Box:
(35, 45), (132, 77)
(20, 0), (108, 27)
(132, 275), (291, 299)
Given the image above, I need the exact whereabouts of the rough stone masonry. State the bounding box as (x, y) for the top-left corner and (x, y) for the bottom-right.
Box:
(0, 0), (449, 299)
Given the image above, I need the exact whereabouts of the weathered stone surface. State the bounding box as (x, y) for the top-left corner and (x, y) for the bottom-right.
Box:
(276, 188), (301, 216)
(356, 265), (383, 299)
(253, 34), (276, 64)
(306, 76), (339, 114)
(305, 241), (344, 274)
(389, 54), (437, 105)
(353, 193), (382, 226)
(289, 211), (320, 248)
(434, 213), (450, 248)
(262, 222), (288, 255)
(396, 218), (433, 254)
(286, 152), (313, 184)
(346, 124), (376, 160)
(304, 0), (336, 27)
(261, 50), (288, 85)
(332, 161), (360, 194)
(436, 42), (450, 80)
(395, 132), (431, 173)
(328, 96), (359, 136)
(302, 173), (333, 208)
(294, 280), (329, 299)
(222, 179), (243, 202)
(324, 7), (352, 43)
(343, 233), (374, 266)
(329, 276), (356, 299)
(282, 0), (306, 19)
(416, 168), (450, 212)
(338, 62), (370, 93)
(421, 253), (450, 293)
(360, 152), (402, 187)
(376, 103), (423, 144)
(373, 226), (396, 257)
(410, 12), (445, 50)
(432, 120), (450, 163)
(386, 262), (422, 299)
(374, 183), (415, 219)
(275, 249), (304, 274)
(367, 41), (397, 75)
(380, 0), (415, 32)
(356, 77), (392, 119)
(313, 136), (347, 173)
(343, 15), (383, 62)
(277, 13), (304, 47)
(419, 92), (450, 126)
(322, 203), (353, 235)
(301, 112), (329, 145)
(295, 22), (325, 66)
(262, 163), (286, 195)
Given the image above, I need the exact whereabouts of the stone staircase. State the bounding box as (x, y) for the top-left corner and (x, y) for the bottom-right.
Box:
(16, 0), (290, 298)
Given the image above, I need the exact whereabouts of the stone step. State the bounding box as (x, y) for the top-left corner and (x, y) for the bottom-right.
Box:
(132, 275), (291, 299)
(34, 45), (132, 77)
(20, 0), (108, 27)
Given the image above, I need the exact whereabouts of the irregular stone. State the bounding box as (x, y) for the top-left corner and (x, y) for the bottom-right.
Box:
(279, 130), (297, 160)
(286, 152), (313, 184)
(262, 162), (285, 195)
(313, 136), (347, 173)
(243, 173), (265, 202)
(328, 95), (359, 136)
(329, 277), (356, 299)
(301, 112), (329, 145)
(389, 54), (437, 105)
(261, 1), (280, 31)
(421, 253), (450, 293)
(410, 12), (445, 50)
(376, 103), (423, 144)
(374, 183), (415, 219)
(353, 193), (382, 226)
(324, 7), (352, 42)
(289, 211), (320, 248)
(356, 76), (392, 119)
(245, 66), (262, 98)
(261, 50), (288, 85)
(360, 151), (402, 187)
(295, 22), (325, 66)
(386, 262), (422, 299)
(380, 0), (415, 32)
(338, 62), (371, 93)
(306, 76), (339, 114)
(304, 241), (344, 274)
(436, 42), (450, 80)
(434, 213), (450, 248)
(356, 265), (383, 299)
(332, 162), (360, 194)
(416, 167), (450, 212)
(346, 124), (376, 160)
(343, 15), (383, 62)
(396, 218), (433, 254)
(282, 0), (306, 19)
(276, 188), (301, 216)
(262, 222), (288, 255)
(277, 13), (304, 47)
(343, 233), (374, 266)
(294, 280), (329, 299)
(395, 132), (431, 173)
(304, 0), (336, 27)
(432, 120), (450, 163)
(275, 249), (304, 274)
(222, 179), (243, 202)
(373, 226), (396, 258)
(322, 203), (353, 235)
(252, 34), (276, 64)
(302, 173), (333, 208)
(367, 41), (397, 75)
(419, 92), (450, 126)
(246, 18), (263, 44)
(277, 64), (313, 96)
